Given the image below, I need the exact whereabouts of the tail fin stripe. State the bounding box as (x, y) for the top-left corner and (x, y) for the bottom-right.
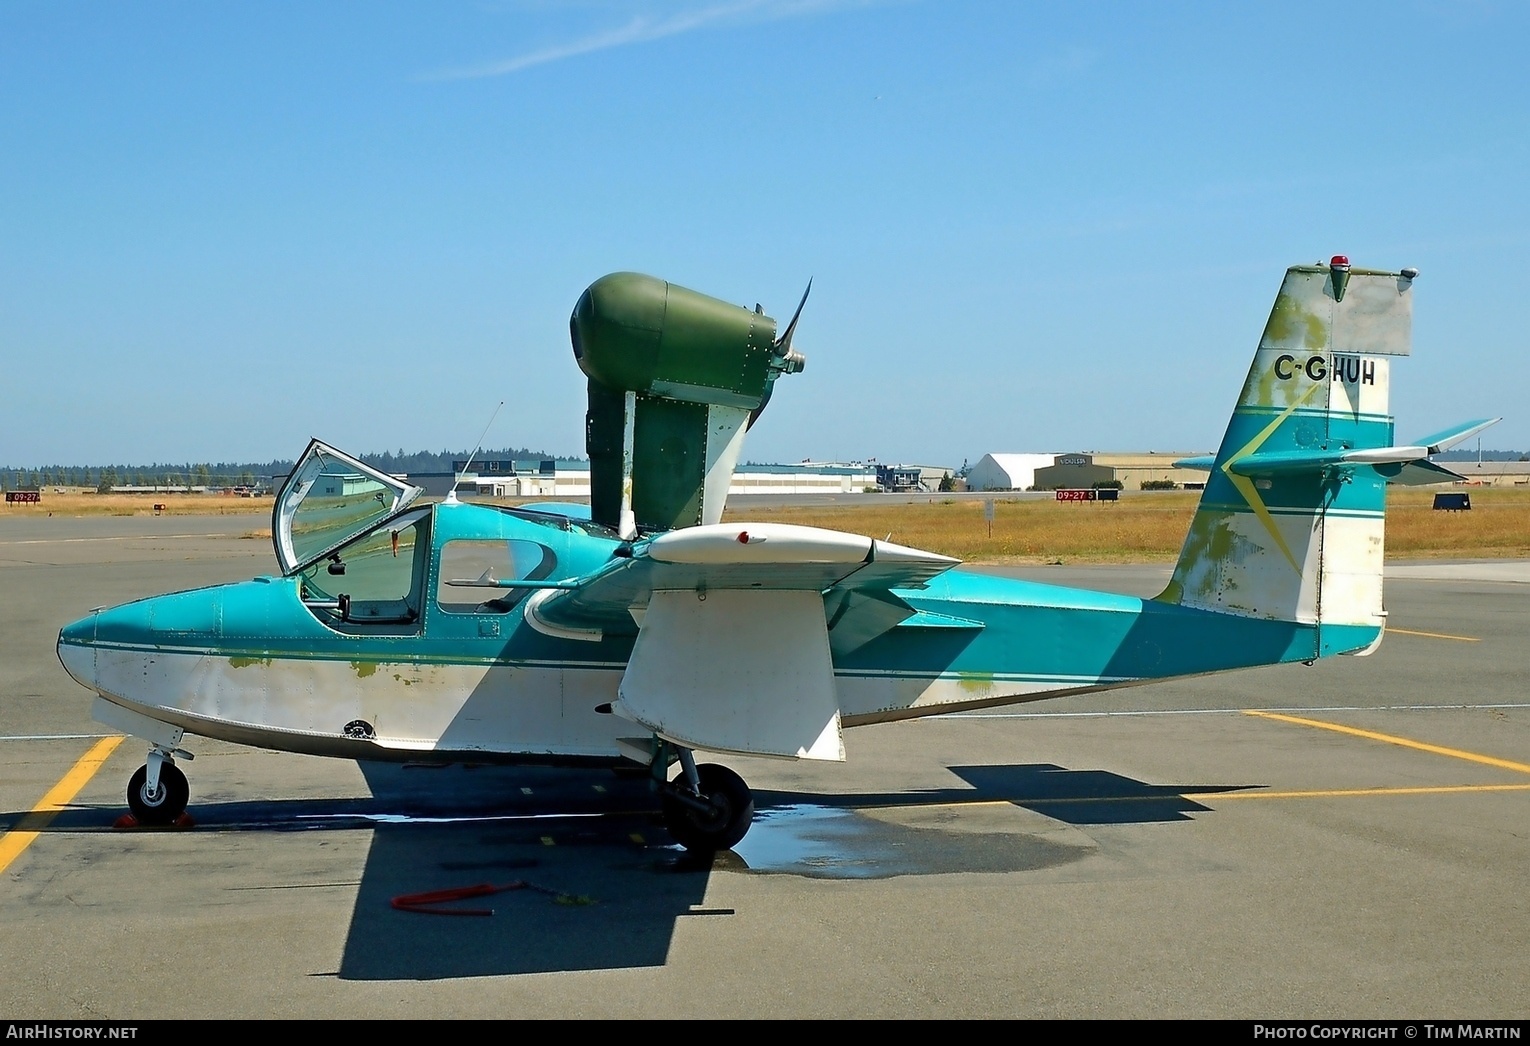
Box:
(1219, 379), (1326, 574)
(1193, 501), (1382, 520)
(1235, 406), (1392, 422)
(1225, 377), (1326, 463)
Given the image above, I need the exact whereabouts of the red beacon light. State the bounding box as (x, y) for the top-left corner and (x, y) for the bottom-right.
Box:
(1329, 255), (1352, 302)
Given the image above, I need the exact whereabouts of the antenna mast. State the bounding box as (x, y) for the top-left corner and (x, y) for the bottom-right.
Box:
(445, 400), (505, 504)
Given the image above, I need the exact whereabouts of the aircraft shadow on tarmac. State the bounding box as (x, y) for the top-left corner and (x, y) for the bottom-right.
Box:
(23, 760), (1256, 979)
(949, 762), (1234, 824)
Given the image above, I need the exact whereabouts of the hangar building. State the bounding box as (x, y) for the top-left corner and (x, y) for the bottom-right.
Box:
(966, 454), (1059, 492)
(1433, 460), (1530, 487)
(437, 460), (879, 498)
(1033, 452), (1210, 491)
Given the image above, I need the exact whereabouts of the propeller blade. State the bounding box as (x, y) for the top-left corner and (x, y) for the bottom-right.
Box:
(772, 278), (813, 357)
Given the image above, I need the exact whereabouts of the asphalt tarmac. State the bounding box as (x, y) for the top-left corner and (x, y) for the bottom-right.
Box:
(2, 511), (1527, 1019)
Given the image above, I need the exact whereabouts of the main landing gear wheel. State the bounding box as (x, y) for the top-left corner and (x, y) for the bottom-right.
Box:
(127, 763), (189, 825)
(662, 763), (754, 852)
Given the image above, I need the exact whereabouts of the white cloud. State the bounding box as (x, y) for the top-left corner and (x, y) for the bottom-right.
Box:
(424, 0), (879, 80)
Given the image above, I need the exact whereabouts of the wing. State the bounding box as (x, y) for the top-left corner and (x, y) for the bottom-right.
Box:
(525, 522), (958, 639)
(525, 522), (959, 762)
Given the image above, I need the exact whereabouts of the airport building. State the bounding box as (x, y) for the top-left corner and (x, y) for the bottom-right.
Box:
(446, 459), (590, 498)
(270, 454), (1527, 502)
(729, 463), (880, 494)
(968, 452), (1211, 491)
(966, 454), (1060, 492)
(1033, 452), (1210, 491)
(1433, 460), (1530, 487)
(1026, 455), (1530, 490)
(875, 463), (958, 493)
(442, 453), (1211, 496)
(424, 460), (880, 498)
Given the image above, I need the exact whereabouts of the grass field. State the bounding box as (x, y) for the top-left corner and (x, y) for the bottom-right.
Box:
(720, 489), (1530, 563)
(7, 488), (1527, 563)
(3, 492), (274, 517)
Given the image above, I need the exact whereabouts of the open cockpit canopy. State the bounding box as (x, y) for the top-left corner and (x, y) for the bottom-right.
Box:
(272, 440), (424, 575)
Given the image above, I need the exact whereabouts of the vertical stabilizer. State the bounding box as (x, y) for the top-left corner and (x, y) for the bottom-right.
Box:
(1160, 259), (1415, 655)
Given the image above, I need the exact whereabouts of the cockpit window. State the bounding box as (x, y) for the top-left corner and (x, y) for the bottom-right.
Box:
(436, 539), (557, 615)
(301, 511), (431, 631)
(273, 440), (422, 575)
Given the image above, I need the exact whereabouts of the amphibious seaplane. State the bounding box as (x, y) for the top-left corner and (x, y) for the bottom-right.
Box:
(58, 260), (1495, 850)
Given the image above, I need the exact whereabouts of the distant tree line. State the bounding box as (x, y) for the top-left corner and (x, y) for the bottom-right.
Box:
(354, 447), (569, 475)
(0, 446), (578, 492)
(2, 463), (280, 493)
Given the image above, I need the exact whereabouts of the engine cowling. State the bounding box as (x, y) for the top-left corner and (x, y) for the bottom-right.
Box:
(571, 273), (805, 533)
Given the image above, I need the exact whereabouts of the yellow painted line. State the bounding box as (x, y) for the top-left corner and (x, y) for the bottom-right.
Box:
(860, 782), (1530, 812)
(1205, 783), (1530, 800)
(0, 735), (125, 875)
(1387, 626), (1480, 642)
(1245, 710), (1530, 775)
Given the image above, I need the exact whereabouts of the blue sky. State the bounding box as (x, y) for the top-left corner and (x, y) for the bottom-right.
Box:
(3, 1), (1526, 468)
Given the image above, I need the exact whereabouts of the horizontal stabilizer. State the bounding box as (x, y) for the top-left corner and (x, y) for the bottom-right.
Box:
(1174, 455), (1216, 471)
(1218, 420), (1496, 485)
(1375, 458), (1465, 486)
(1224, 446), (1433, 476)
(1407, 418), (1501, 454)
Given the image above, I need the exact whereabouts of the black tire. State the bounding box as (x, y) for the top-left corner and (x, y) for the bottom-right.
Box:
(662, 763), (754, 852)
(127, 763), (189, 825)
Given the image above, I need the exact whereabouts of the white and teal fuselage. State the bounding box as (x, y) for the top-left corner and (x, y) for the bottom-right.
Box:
(56, 495), (1378, 768)
(61, 262), (1465, 776)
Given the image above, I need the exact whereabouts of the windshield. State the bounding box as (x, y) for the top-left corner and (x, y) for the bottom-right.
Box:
(300, 509), (431, 630)
(273, 440), (423, 574)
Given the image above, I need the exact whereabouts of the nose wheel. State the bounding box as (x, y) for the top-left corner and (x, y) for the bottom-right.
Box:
(127, 748), (191, 825)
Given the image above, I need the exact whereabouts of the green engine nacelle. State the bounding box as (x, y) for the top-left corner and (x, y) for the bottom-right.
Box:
(572, 272), (780, 409)
(571, 272), (807, 534)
